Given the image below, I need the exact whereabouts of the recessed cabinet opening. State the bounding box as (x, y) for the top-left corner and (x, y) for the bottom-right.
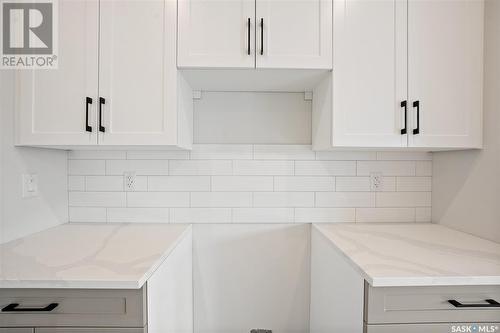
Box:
(194, 91), (312, 144)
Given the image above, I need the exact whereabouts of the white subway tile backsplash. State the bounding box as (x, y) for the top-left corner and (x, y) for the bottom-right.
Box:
(295, 161), (356, 176)
(127, 192), (190, 207)
(126, 150), (189, 160)
(253, 192), (314, 207)
(191, 192), (252, 207)
(169, 160), (232, 175)
(233, 160), (294, 175)
(253, 145), (315, 160)
(67, 144), (432, 224)
(232, 208), (294, 223)
(69, 192), (126, 207)
(86, 176), (123, 192)
(416, 161), (433, 176)
(397, 177), (432, 192)
(69, 160), (105, 175)
(69, 151), (126, 160)
(316, 151), (376, 161)
(316, 192), (376, 208)
(357, 161), (415, 176)
(212, 176), (273, 191)
(148, 176), (210, 191)
(356, 208), (415, 223)
(68, 176), (85, 191)
(106, 160), (169, 175)
(376, 192), (431, 207)
(274, 176), (335, 192)
(68, 207), (107, 222)
(107, 208), (169, 223)
(416, 207), (432, 222)
(295, 208), (355, 223)
(376, 152), (432, 161)
(170, 208), (232, 223)
(191, 144), (253, 160)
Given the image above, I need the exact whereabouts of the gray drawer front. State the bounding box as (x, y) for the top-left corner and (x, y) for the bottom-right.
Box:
(0, 329), (33, 333)
(0, 288), (146, 328)
(366, 323), (500, 333)
(366, 283), (500, 324)
(36, 328), (146, 333)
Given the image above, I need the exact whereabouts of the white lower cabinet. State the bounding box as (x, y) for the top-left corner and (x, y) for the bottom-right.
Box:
(0, 231), (193, 333)
(310, 227), (500, 333)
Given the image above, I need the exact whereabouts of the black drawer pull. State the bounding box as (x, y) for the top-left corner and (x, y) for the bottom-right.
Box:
(260, 18), (264, 55)
(99, 97), (106, 133)
(85, 97), (93, 132)
(400, 100), (407, 135)
(247, 18), (251, 55)
(2, 303), (59, 312)
(412, 100), (420, 135)
(448, 299), (500, 308)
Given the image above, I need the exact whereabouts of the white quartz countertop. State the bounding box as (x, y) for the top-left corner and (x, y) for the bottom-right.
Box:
(0, 223), (191, 289)
(314, 223), (500, 287)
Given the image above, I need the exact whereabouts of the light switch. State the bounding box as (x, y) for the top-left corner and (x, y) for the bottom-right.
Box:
(22, 174), (38, 198)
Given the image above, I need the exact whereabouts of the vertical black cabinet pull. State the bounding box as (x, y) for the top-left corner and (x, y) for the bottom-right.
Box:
(2, 303), (59, 312)
(260, 18), (264, 55)
(85, 97), (93, 133)
(412, 100), (420, 135)
(99, 97), (106, 133)
(400, 100), (407, 135)
(247, 18), (251, 55)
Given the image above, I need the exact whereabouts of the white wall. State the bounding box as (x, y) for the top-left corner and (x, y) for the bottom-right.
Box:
(432, 0), (500, 243)
(0, 71), (68, 244)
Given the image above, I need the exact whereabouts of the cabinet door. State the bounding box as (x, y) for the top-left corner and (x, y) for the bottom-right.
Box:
(98, 0), (178, 145)
(331, 0), (407, 147)
(178, 0), (255, 68)
(408, 0), (484, 148)
(15, 0), (98, 146)
(256, 0), (332, 69)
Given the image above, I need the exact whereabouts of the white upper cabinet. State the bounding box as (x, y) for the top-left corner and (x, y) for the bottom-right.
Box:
(313, 0), (484, 151)
(256, 0), (332, 69)
(330, 0), (407, 147)
(98, 0), (179, 145)
(255, 0), (332, 69)
(15, 0), (99, 146)
(177, 0), (333, 69)
(407, 0), (484, 149)
(16, 0), (192, 148)
(177, 0), (255, 68)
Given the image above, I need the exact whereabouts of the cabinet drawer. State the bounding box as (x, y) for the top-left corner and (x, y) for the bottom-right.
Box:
(0, 329), (33, 333)
(365, 283), (500, 324)
(0, 288), (146, 328)
(36, 328), (146, 333)
(366, 323), (500, 333)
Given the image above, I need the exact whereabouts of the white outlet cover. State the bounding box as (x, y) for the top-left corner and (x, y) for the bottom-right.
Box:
(22, 174), (38, 198)
(124, 172), (136, 191)
(370, 172), (383, 191)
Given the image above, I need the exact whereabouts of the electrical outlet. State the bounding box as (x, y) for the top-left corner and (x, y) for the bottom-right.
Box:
(124, 172), (136, 191)
(22, 173), (38, 198)
(370, 172), (383, 191)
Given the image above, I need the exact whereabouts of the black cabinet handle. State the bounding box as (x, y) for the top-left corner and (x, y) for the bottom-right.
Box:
(99, 97), (106, 133)
(412, 100), (420, 135)
(85, 97), (93, 133)
(247, 18), (251, 55)
(448, 299), (500, 308)
(400, 100), (407, 135)
(260, 18), (264, 55)
(2, 303), (59, 312)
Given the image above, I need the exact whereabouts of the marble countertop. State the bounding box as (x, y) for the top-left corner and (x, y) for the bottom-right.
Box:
(0, 223), (191, 289)
(314, 223), (500, 287)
